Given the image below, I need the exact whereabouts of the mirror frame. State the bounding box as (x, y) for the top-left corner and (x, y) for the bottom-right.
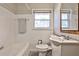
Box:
(60, 3), (79, 34)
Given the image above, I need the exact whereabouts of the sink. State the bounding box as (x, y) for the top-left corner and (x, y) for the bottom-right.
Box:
(63, 39), (79, 43)
(36, 44), (48, 49)
(50, 35), (79, 44)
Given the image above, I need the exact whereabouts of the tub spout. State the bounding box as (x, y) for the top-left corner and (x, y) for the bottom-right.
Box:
(0, 46), (4, 50)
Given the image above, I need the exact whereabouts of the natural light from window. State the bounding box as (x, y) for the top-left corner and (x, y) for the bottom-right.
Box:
(34, 12), (50, 29)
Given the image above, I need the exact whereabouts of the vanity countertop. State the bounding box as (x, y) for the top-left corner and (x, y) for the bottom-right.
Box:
(49, 35), (79, 44)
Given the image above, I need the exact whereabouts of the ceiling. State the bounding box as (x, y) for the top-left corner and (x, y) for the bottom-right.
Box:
(0, 3), (54, 14)
(0, 3), (78, 14)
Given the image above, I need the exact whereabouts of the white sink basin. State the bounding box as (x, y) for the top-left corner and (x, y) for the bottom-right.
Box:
(36, 44), (48, 49)
(50, 35), (79, 44)
(63, 39), (79, 43)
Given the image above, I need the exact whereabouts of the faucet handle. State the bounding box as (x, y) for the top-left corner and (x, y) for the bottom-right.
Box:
(61, 35), (66, 38)
(66, 36), (70, 40)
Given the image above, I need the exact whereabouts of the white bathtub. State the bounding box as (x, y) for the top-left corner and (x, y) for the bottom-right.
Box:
(0, 42), (29, 56)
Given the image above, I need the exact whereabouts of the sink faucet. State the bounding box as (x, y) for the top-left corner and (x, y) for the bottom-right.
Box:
(61, 35), (65, 37)
(61, 35), (70, 40)
(66, 36), (70, 40)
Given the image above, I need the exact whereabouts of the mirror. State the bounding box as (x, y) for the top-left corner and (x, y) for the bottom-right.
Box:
(60, 3), (79, 34)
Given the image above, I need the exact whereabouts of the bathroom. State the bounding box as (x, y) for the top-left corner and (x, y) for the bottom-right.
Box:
(0, 3), (79, 56)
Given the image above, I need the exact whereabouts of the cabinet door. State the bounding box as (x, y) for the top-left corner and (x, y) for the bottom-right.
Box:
(51, 41), (61, 56)
(62, 45), (79, 56)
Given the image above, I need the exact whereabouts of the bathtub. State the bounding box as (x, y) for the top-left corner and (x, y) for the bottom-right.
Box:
(0, 42), (29, 56)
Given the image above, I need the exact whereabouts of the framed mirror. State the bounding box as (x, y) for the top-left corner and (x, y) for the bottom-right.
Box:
(60, 3), (79, 34)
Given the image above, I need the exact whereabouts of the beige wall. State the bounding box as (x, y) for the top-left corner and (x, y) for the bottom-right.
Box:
(0, 3), (54, 48)
(0, 6), (17, 47)
(16, 12), (53, 46)
(0, 6), (30, 55)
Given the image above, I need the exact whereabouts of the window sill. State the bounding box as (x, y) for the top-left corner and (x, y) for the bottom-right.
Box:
(32, 28), (50, 30)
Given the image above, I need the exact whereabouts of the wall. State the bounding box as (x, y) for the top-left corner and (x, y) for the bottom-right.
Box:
(16, 12), (53, 46)
(0, 3), (54, 50)
(0, 6), (17, 47)
(53, 4), (61, 34)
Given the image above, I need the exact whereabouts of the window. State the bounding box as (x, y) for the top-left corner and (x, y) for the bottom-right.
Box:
(61, 10), (70, 28)
(33, 10), (50, 29)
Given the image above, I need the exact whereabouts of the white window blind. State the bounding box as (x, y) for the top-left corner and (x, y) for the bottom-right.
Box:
(33, 10), (51, 29)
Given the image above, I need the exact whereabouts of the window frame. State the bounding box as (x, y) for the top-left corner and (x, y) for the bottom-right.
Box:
(33, 10), (51, 30)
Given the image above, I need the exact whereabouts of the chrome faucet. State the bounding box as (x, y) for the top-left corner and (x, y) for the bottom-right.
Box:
(61, 35), (70, 40)
(66, 36), (70, 40)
